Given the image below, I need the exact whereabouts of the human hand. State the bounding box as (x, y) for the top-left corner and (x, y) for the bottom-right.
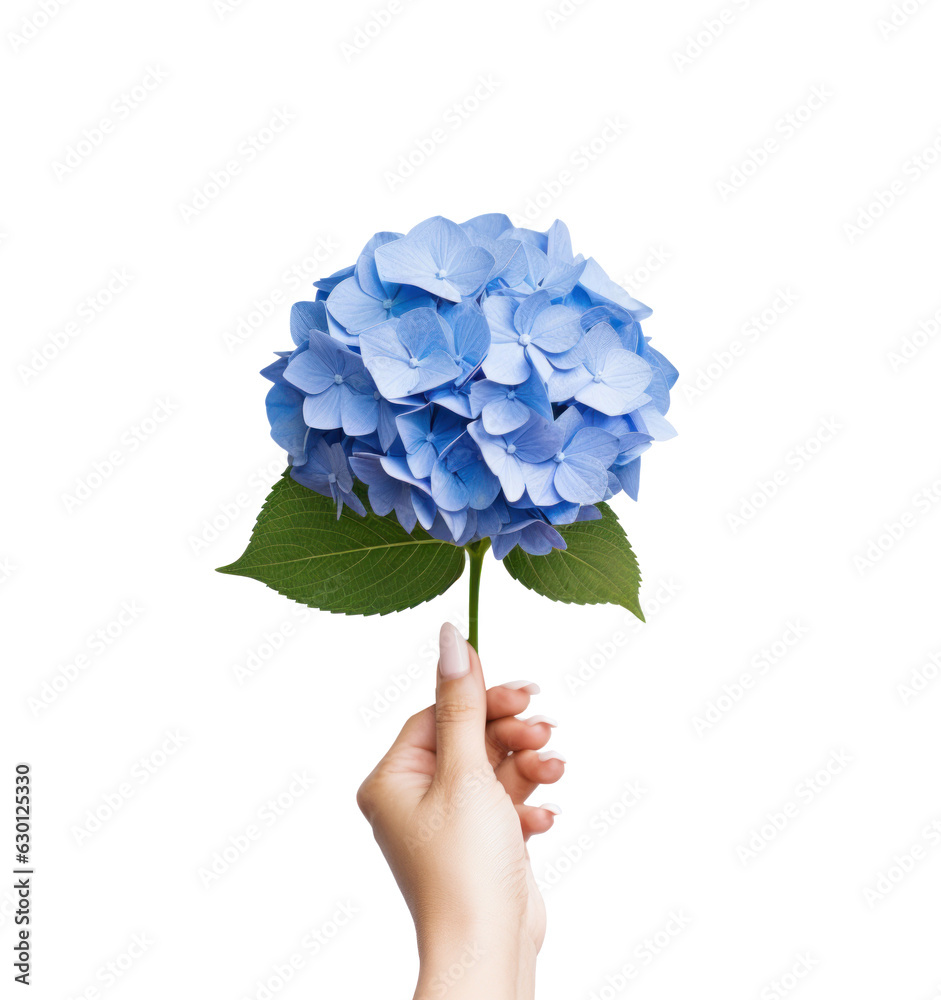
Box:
(356, 623), (566, 1000)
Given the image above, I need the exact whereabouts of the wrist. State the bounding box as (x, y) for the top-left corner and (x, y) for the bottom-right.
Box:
(414, 922), (538, 1000)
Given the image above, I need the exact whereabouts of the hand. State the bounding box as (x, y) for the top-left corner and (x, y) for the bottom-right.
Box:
(356, 623), (566, 1000)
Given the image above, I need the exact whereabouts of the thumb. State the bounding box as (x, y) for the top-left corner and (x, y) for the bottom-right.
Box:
(433, 622), (489, 781)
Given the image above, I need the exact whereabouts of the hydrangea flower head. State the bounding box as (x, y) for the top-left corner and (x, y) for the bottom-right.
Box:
(262, 215), (677, 557)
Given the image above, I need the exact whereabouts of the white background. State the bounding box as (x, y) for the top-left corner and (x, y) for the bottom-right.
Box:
(3, 0), (941, 997)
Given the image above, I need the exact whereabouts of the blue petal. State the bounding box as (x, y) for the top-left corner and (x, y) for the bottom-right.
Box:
(578, 257), (653, 320)
(530, 305), (583, 353)
(302, 386), (342, 430)
(481, 341), (530, 385)
(481, 395), (534, 435)
(441, 301), (490, 375)
(614, 457), (642, 500)
(312, 265), (354, 295)
(326, 276), (389, 333)
(427, 384), (473, 417)
(265, 382), (308, 461)
(554, 453), (609, 504)
(545, 219), (574, 264)
(338, 386), (379, 436)
(290, 301), (327, 346)
(513, 416), (564, 464)
(565, 426), (620, 468)
(460, 213), (514, 239)
(430, 458), (469, 511)
(517, 521), (565, 556)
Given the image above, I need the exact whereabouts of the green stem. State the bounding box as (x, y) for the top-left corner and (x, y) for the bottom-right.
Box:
(465, 539), (489, 652)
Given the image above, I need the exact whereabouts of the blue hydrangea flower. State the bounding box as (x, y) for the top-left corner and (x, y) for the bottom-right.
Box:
(469, 368), (553, 435)
(283, 330), (380, 436)
(481, 291), (582, 384)
(546, 322), (652, 415)
(326, 232), (435, 336)
(522, 406), (620, 506)
(374, 217), (494, 303)
(396, 404), (465, 479)
(468, 415), (562, 503)
(292, 437), (365, 519)
(262, 215), (677, 557)
(349, 452), (436, 533)
(359, 308), (461, 398)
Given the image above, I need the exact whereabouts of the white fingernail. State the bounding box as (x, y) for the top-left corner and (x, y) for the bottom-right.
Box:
(537, 750), (567, 763)
(502, 680), (541, 694)
(541, 803), (562, 815)
(438, 623), (470, 680)
(524, 715), (559, 728)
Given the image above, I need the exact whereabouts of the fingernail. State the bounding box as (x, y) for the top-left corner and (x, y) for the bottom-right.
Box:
(541, 803), (562, 815)
(524, 715), (559, 728)
(538, 750), (567, 763)
(438, 622), (470, 680)
(502, 680), (541, 694)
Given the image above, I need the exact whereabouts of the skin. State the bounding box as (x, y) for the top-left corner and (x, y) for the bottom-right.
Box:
(357, 628), (565, 1000)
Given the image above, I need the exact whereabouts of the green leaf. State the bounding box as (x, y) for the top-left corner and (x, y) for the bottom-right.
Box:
(217, 474), (466, 616)
(502, 503), (645, 622)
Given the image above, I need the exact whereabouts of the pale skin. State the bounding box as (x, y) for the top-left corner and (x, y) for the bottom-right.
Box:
(357, 623), (565, 1000)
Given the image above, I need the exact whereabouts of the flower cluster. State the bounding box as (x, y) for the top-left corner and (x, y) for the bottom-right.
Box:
(262, 215), (677, 559)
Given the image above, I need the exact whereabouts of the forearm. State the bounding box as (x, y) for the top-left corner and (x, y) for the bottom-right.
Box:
(413, 926), (538, 1000)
